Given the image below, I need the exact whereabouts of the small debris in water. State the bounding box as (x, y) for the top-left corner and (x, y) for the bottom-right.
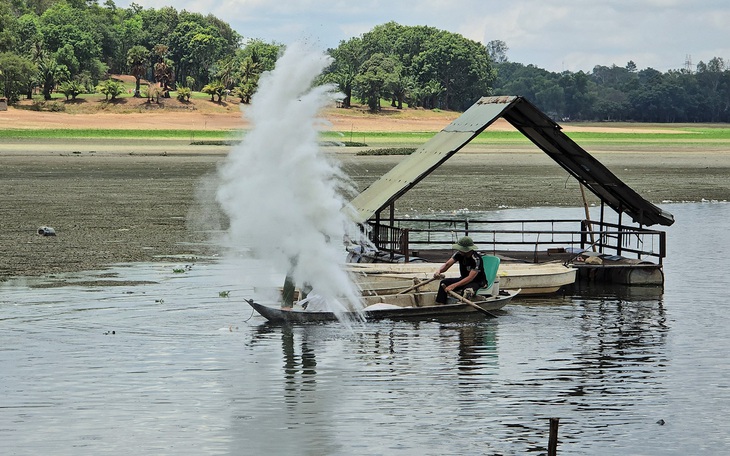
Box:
(38, 226), (56, 236)
(218, 325), (239, 332)
(173, 264), (194, 273)
(103, 330), (115, 335)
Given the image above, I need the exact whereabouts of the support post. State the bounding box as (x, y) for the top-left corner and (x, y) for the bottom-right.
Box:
(548, 417), (560, 456)
(373, 210), (381, 248)
(617, 209), (623, 256)
(401, 228), (410, 262)
(389, 202), (395, 261)
(600, 201), (605, 253)
(580, 184), (596, 251)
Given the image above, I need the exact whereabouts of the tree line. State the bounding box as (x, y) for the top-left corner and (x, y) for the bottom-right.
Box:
(0, 0), (281, 103)
(1, 1), (728, 122)
(321, 21), (495, 112)
(493, 58), (730, 123)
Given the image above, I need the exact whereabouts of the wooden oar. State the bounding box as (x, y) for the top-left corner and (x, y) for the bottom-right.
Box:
(446, 289), (498, 318)
(396, 275), (442, 295)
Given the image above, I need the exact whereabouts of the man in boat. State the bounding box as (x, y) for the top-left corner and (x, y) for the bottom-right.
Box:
(433, 236), (487, 304)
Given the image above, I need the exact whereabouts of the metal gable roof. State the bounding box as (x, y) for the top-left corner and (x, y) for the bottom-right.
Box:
(347, 97), (513, 224)
(347, 96), (674, 227)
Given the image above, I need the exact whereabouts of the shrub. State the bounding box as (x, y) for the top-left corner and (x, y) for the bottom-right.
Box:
(176, 86), (192, 102)
(59, 81), (85, 100)
(96, 79), (125, 101)
(234, 81), (256, 104)
(145, 84), (164, 103)
(202, 80), (225, 102)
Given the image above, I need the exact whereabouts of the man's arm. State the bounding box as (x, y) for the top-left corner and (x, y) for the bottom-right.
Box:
(444, 269), (478, 292)
(434, 257), (456, 278)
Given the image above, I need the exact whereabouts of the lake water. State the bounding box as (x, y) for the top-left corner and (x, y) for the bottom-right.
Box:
(2, 202), (729, 455)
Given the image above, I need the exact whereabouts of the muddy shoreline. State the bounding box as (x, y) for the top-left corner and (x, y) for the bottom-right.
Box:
(1, 139), (729, 281)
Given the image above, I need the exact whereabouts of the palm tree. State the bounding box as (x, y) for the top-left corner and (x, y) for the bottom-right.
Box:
(152, 44), (174, 97)
(127, 45), (149, 97)
(214, 58), (237, 90)
(240, 56), (261, 84)
(37, 54), (68, 101)
(202, 80), (225, 102)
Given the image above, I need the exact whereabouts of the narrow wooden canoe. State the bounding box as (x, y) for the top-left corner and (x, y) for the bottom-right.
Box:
(245, 289), (519, 324)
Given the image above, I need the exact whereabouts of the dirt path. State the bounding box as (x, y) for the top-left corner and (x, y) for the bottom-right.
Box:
(0, 105), (685, 133)
(1, 108), (249, 131)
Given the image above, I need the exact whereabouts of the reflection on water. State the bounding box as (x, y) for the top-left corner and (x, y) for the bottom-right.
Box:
(2, 202), (730, 455)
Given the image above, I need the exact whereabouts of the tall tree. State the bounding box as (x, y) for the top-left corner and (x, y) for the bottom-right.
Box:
(152, 44), (173, 93)
(356, 23), (495, 110)
(37, 52), (68, 99)
(0, 0), (18, 52)
(0, 51), (37, 102)
(354, 52), (399, 111)
(126, 44), (149, 97)
(486, 40), (509, 64)
(325, 37), (363, 107)
(39, 1), (106, 81)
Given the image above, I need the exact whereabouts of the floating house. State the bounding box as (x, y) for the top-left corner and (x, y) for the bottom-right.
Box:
(347, 96), (675, 286)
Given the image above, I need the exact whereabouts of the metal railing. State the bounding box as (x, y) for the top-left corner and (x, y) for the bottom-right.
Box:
(368, 217), (666, 264)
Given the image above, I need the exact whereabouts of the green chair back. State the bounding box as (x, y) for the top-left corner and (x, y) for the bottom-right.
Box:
(481, 255), (501, 289)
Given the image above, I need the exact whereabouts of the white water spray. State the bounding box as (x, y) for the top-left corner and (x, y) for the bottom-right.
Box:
(215, 42), (363, 314)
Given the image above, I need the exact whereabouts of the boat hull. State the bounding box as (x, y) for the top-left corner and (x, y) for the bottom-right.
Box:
(245, 290), (518, 324)
(349, 262), (576, 295)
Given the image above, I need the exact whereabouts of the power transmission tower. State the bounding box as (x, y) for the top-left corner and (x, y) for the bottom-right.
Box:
(684, 54), (694, 73)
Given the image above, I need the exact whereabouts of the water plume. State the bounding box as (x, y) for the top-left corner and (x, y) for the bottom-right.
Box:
(215, 42), (364, 317)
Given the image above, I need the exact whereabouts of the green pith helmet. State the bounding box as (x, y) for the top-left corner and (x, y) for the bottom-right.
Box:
(452, 236), (477, 252)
